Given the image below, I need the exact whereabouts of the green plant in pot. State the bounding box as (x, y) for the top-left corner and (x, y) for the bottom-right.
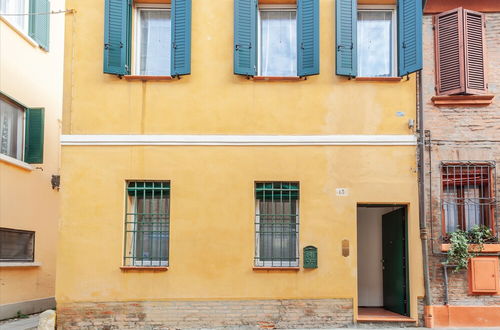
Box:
(445, 225), (497, 272)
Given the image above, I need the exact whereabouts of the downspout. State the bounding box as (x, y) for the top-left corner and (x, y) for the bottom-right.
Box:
(417, 70), (433, 313)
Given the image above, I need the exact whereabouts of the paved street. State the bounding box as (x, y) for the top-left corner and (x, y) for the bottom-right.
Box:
(0, 315), (38, 330)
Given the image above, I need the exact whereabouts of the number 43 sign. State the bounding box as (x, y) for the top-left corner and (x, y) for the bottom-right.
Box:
(336, 188), (349, 197)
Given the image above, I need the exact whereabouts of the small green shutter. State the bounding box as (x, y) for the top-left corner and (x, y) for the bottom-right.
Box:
(103, 0), (131, 75)
(397, 0), (423, 76)
(171, 0), (192, 76)
(29, 0), (50, 50)
(335, 0), (357, 77)
(297, 0), (319, 77)
(24, 108), (44, 164)
(234, 0), (257, 76)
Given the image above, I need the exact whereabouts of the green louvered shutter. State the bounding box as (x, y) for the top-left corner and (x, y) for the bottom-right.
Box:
(103, 0), (131, 75)
(234, 0), (257, 76)
(297, 0), (319, 77)
(397, 0), (422, 76)
(24, 108), (44, 164)
(29, 0), (50, 50)
(171, 0), (192, 76)
(335, 0), (357, 77)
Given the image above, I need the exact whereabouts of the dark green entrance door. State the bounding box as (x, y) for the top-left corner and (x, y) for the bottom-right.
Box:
(382, 208), (409, 316)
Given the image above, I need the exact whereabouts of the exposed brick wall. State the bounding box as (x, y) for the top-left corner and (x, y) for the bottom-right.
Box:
(417, 297), (424, 327)
(57, 299), (353, 329)
(422, 13), (500, 307)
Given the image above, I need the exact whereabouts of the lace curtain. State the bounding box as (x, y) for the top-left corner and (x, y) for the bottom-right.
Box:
(357, 10), (393, 77)
(0, 0), (26, 31)
(0, 98), (24, 160)
(260, 10), (297, 77)
(139, 9), (171, 76)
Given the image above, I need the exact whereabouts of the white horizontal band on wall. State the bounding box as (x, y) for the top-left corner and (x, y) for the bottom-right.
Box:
(61, 135), (417, 146)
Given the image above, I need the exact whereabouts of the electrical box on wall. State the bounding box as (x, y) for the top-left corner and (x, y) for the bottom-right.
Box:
(469, 257), (499, 294)
(303, 246), (318, 269)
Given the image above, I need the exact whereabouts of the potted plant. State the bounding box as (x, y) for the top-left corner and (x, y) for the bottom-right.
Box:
(443, 225), (499, 271)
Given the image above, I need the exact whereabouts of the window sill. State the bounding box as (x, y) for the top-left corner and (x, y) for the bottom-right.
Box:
(0, 16), (45, 51)
(123, 75), (174, 81)
(432, 94), (495, 107)
(0, 262), (41, 268)
(253, 267), (300, 271)
(120, 266), (168, 272)
(252, 76), (302, 81)
(441, 244), (500, 253)
(355, 77), (402, 82)
(0, 154), (34, 171)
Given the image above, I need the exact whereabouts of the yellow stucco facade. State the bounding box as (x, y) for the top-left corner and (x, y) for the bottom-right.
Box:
(0, 0), (64, 319)
(58, 0), (424, 326)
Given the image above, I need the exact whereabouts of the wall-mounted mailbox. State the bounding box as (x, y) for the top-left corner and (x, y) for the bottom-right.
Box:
(303, 246), (318, 269)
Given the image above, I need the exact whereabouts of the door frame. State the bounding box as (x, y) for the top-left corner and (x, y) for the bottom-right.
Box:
(356, 204), (410, 317)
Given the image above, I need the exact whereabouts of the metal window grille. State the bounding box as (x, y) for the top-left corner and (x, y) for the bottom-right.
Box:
(0, 227), (35, 262)
(255, 182), (299, 267)
(441, 162), (496, 233)
(124, 181), (170, 267)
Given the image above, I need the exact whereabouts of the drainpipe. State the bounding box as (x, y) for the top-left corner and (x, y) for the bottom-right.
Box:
(417, 71), (433, 312)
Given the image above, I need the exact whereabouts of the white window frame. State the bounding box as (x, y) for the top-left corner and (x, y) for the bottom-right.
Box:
(257, 4), (298, 77)
(357, 5), (397, 77)
(0, 95), (26, 162)
(254, 199), (300, 267)
(133, 3), (171, 76)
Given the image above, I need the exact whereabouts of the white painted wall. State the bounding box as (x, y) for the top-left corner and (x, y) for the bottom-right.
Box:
(357, 207), (395, 307)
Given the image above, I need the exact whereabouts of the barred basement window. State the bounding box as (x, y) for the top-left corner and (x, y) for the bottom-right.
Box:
(124, 181), (170, 267)
(0, 228), (35, 262)
(255, 182), (299, 267)
(441, 162), (496, 234)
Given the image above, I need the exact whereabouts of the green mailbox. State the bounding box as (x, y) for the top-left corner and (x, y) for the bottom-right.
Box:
(303, 246), (318, 269)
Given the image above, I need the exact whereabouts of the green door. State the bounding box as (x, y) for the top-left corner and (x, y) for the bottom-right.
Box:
(382, 208), (409, 316)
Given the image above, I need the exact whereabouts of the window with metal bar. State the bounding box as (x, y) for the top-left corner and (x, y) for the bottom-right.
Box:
(441, 162), (496, 233)
(255, 182), (299, 267)
(124, 181), (170, 267)
(0, 228), (35, 262)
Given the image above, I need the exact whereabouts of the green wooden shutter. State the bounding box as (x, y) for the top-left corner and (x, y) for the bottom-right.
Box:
(397, 0), (422, 76)
(24, 108), (44, 164)
(103, 0), (131, 75)
(335, 0), (356, 77)
(297, 0), (319, 77)
(171, 0), (192, 76)
(29, 0), (50, 50)
(234, 0), (257, 76)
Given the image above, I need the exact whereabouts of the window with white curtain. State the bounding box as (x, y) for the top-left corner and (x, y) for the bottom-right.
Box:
(254, 182), (299, 267)
(258, 6), (297, 77)
(124, 181), (170, 267)
(441, 163), (496, 233)
(0, 95), (24, 160)
(134, 5), (171, 76)
(0, 0), (29, 32)
(357, 7), (396, 77)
